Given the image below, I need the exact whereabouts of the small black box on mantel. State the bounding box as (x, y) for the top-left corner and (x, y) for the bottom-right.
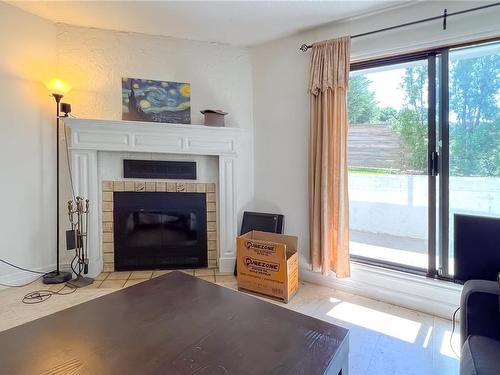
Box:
(201, 109), (227, 127)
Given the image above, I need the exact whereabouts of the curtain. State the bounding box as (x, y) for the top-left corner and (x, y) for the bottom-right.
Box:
(308, 37), (351, 277)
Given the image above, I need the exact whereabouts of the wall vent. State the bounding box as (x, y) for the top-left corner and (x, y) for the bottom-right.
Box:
(123, 160), (196, 180)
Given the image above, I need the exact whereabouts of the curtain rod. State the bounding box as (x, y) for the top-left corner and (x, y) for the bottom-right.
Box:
(299, 3), (500, 52)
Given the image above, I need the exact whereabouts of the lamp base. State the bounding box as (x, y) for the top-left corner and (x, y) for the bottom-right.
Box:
(42, 270), (72, 284)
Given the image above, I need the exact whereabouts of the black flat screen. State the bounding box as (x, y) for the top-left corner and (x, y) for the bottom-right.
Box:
(454, 214), (500, 283)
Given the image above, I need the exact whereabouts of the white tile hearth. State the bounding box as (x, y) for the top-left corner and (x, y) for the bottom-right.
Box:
(0, 274), (459, 375)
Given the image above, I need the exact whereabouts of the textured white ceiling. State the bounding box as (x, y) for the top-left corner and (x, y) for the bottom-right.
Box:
(10, 1), (408, 46)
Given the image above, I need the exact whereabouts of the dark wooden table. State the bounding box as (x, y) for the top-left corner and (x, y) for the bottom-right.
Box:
(0, 271), (349, 374)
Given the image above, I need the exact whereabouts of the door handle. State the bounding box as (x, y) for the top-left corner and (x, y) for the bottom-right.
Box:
(430, 151), (439, 176)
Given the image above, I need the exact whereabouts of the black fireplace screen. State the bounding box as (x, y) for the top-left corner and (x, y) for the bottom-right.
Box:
(113, 192), (207, 270)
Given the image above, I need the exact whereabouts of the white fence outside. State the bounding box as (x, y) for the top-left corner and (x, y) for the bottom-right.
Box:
(349, 173), (500, 239)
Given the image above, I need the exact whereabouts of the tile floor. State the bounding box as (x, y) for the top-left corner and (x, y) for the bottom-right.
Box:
(91, 268), (236, 288)
(0, 269), (460, 375)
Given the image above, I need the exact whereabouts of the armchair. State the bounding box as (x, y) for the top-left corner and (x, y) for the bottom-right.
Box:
(460, 280), (500, 375)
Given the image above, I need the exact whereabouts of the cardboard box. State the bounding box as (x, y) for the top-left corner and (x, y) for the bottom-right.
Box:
(236, 231), (299, 303)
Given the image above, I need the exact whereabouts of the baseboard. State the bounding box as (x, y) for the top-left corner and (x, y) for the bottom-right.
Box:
(83, 259), (102, 278)
(0, 263), (56, 289)
(218, 257), (236, 273)
(299, 261), (462, 319)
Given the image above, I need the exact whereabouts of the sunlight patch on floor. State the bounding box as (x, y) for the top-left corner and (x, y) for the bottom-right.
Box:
(440, 330), (460, 359)
(325, 299), (421, 343)
(422, 326), (433, 348)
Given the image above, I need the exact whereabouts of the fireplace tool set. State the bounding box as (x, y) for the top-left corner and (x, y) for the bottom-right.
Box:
(66, 196), (94, 288)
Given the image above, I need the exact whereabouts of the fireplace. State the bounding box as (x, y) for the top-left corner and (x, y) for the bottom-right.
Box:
(102, 180), (218, 272)
(66, 117), (239, 275)
(113, 192), (207, 270)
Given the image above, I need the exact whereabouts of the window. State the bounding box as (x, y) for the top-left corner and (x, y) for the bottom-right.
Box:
(347, 40), (500, 277)
(348, 59), (429, 271)
(445, 42), (500, 276)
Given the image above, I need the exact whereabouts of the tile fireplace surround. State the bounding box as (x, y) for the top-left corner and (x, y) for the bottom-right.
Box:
(64, 118), (242, 276)
(101, 180), (218, 272)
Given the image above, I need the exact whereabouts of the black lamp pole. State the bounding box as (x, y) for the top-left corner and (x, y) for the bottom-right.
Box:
(43, 93), (72, 284)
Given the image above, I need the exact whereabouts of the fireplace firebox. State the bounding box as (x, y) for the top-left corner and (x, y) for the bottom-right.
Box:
(113, 192), (207, 270)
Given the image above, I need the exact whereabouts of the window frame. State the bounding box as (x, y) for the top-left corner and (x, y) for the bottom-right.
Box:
(347, 37), (500, 280)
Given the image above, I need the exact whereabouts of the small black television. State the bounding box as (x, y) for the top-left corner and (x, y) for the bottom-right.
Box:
(454, 214), (500, 283)
(240, 211), (284, 235)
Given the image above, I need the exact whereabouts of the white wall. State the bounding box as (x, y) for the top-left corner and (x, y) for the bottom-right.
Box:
(0, 3), (57, 284)
(251, 1), (500, 267)
(1, 11), (255, 283)
(56, 24), (254, 129)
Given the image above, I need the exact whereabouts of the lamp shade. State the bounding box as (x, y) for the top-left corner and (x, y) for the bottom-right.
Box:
(46, 78), (71, 96)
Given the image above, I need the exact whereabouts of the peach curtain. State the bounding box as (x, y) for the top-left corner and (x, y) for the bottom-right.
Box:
(308, 37), (351, 277)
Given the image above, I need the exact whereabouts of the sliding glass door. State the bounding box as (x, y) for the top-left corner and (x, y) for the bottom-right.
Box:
(441, 42), (500, 277)
(347, 40), (500, 278)
(347, 58), (430, 272)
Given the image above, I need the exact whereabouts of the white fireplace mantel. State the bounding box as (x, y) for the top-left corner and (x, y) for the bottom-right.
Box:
(64, 117), (241, 275)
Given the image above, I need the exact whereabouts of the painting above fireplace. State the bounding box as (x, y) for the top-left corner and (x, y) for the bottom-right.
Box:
(122, 77), (191, 124)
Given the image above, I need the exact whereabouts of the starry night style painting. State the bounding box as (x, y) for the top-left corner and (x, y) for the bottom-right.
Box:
(122, 78), (191, 124)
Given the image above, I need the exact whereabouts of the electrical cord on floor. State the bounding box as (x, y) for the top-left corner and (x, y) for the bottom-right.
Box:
(450, 307), (460, 358)
(22, 284), (77, 304)
(0, 257), (78, 304)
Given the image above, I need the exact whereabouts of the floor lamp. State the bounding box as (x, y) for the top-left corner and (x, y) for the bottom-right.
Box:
(43, 79), (72, 284)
